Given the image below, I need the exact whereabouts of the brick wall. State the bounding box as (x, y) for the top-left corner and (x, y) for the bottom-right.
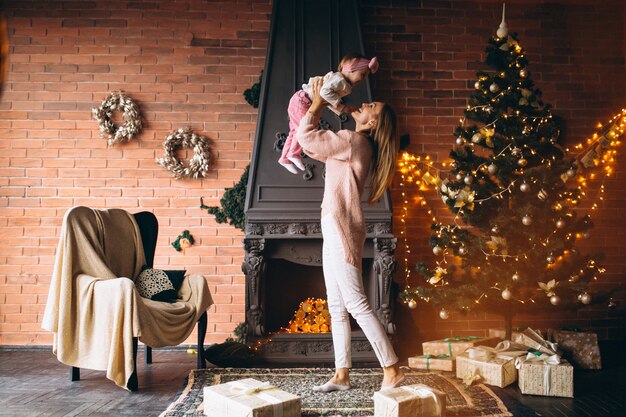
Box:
(1, 0), (625, 358)
(0, 0), (271, 345)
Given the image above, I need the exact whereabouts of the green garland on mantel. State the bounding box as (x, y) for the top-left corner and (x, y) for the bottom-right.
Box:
(201, 165), (249, 231)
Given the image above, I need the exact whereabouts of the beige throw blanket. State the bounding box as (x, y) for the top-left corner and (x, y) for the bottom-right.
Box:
(42, 206), (213, 390)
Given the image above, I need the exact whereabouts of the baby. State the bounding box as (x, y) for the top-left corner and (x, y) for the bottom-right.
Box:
(278, 53), (379, 174)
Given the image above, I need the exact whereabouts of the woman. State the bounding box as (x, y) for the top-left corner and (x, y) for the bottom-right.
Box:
(297, 78), (405, 392)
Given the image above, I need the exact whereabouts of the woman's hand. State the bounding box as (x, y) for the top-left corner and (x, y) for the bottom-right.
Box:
(308, 78), (327, 117)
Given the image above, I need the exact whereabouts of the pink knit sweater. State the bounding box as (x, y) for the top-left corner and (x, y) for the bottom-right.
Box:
(297, 112), (373, 270)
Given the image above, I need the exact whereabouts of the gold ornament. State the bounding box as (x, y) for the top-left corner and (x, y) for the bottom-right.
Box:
(439, 308), (449, 320)
(550, 295), (561, 305)
(501, 289), (512, 300)
(407, 299), (417, 309)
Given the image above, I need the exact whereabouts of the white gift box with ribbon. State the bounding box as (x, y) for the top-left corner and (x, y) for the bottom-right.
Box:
(373, 383), (446, 417)
(455, 341), (528, 388)
(203, 378), (301, 417)
(515, 352), (574, 398)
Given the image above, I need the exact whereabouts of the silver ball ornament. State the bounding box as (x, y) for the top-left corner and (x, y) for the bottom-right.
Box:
(489, 83), (500, 93)
(488, 164), (498, 174)
(439, 308), (449, 320)
(550, 295), (561, 305)
(474, 81), (481, 90)
(546, 254), (556, 264)
(456, 173), (464, 181)
(522, 215), (532, 226)
(566, 168), (576, 177)
(520, 182), (530, 192)
(579, 292), (592, 305)
(491, 225), (500, 233)
(407, 299), (417, 309)
(512, 272), (520, 281)
(556, 219), (566, 229)
(433, 245), (443, 256)
(518, 158), (528, 167)
(472, 133), (482, 143)
(464, 175), (473, 185)
(458, 246), (467, 256)
(501, 289), (512, 300)
(456, 136), (464, 145)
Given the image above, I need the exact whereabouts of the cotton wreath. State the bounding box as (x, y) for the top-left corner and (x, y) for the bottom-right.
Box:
(156, 127), (213, 179)
(92, 91), (142, 145)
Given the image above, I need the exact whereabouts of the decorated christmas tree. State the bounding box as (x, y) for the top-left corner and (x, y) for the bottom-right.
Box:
(400, 8), (622, 338)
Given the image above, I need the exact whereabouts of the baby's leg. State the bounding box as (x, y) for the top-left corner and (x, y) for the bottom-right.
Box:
(284, 91), (311, 171)
(278, 92), (308, 173)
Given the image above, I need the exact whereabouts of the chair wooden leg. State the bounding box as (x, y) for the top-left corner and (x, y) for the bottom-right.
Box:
(71, 366), (80, 381)
(197, 311), (207, 369)
(127, 336), (139, 392)
(145, 345), (152, 364)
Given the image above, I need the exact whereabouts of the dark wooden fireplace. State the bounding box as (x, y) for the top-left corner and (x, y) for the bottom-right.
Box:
(242, 0), (398, 364)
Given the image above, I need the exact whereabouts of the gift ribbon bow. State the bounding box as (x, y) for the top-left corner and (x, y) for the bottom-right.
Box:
(400, 385), (442, 416)
(230, 381), (284, 417)
(514, 351), (563, 396)
(466, 341), (529, 361)
(463, 369), (482, 386)
(419, 354), (450, 370)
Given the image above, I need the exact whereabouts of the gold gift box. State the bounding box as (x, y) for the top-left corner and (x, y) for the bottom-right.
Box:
(422, 336), (501, 358)
(373, 384), (447, 417)
(455, 352), (518, 388)
(408, 355), (455, 372)
(203, 378), (301, 417)
(518, 360), (574, 398)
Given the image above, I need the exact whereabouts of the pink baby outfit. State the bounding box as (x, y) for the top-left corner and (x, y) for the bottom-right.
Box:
(296, 112), (399, 369)
(279, 71), (353, 173)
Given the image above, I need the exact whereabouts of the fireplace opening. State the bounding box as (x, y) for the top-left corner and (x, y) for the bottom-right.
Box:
(265, 258), (374, 334)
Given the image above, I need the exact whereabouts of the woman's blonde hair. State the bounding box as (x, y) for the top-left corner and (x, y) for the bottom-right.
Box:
(368, 104), (399, 204)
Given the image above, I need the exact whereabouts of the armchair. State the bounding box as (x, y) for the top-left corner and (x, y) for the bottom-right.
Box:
(42, 206), (213, 391)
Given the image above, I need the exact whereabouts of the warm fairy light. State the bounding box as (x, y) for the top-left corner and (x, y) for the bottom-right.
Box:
(284, 298), (331, 334)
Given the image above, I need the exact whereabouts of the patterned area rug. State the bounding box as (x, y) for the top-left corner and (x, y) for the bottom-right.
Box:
(160, 367), (514, 417)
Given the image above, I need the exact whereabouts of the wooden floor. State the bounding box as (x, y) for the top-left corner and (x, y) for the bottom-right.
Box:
(1, 341), (625, 417)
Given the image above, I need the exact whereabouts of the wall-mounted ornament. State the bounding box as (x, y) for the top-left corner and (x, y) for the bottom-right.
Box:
(172, 230), (194, 254)
(92, 91), (142, 146)
(156, 127), (213, 179)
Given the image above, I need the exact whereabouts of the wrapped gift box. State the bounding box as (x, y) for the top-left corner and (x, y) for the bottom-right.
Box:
(489, 327), (542, 341)
(408, 354), (455, 372)
(455, 351), (519, 388)
(203, 378), (301, 417)
(517, 357), (574, 398)
(374, 383), (446, 417)
(422, 336), (500, 358)
(547, 329), (602, 369)
(513, 328), (559, 356)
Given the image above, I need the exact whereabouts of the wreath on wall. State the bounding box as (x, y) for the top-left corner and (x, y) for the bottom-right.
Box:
(92, 91), (143, 145)
(156, 127), (213, 180)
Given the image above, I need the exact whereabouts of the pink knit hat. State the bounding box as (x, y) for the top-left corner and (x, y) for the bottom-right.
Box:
(342, 56), (379, 74)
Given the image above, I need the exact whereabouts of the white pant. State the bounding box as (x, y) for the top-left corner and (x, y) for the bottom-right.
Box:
(321, 215), (399, 369)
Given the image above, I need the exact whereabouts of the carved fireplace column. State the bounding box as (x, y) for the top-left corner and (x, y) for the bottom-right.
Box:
(242, 238), (266, 337)
(373, 237), (397, 335)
